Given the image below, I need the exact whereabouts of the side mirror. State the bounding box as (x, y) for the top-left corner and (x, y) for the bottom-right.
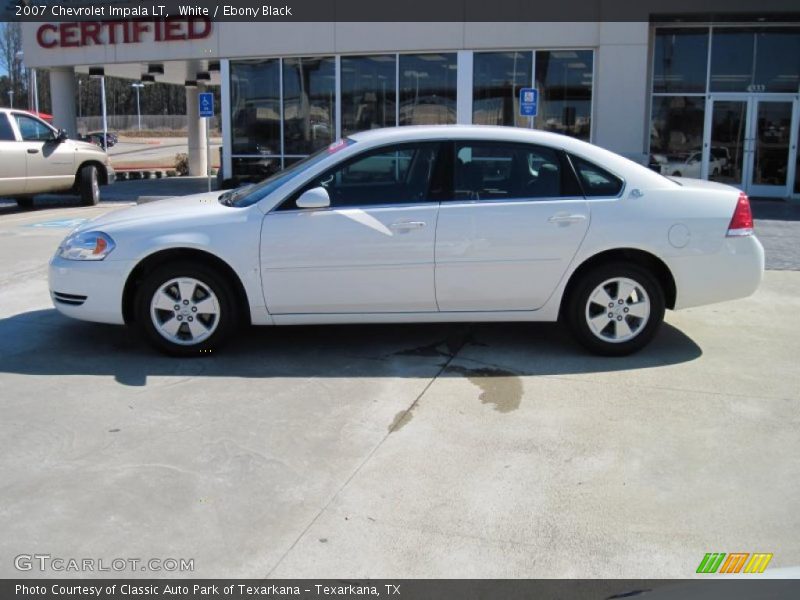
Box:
(56, 129), (68, 142)
(296, 186), (330, 209)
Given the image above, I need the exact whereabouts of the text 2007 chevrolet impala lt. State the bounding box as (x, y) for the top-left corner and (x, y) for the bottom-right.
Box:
(49, 126), (764, 356)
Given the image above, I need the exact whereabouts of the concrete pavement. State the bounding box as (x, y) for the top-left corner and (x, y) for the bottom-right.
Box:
(0, 204), (798, 578)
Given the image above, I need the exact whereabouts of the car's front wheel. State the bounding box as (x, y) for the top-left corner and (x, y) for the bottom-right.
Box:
(79, 164), (100, 206)
(134, 262), (239, 356)
(566, 263), (665, 356)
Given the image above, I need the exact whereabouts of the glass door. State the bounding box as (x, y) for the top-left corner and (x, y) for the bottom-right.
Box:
(703, 97), (750, 188)
(747, 98), (794, 197)
(703, 95), (798, 197)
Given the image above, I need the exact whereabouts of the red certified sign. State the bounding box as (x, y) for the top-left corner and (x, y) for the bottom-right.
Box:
(36, 18), (212, 48)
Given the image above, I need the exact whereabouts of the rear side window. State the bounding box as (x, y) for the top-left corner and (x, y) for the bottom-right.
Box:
(0, 114), (15, 141)
(570, 155), (624, 197)
(453, 142), (579, 201)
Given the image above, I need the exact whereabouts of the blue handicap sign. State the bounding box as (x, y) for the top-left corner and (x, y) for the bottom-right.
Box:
(198, 92), (214, 118)
(519, 87), (538, 117)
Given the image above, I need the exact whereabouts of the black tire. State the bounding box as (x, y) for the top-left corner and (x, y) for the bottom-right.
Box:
(15, 197), (34, 209)
(565, 262), (665, 356)
(134, 261), (239, 356)
(79, 164), (100, 206)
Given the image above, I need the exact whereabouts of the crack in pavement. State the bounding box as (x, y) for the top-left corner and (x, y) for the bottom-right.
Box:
(262, 325), (473, 577)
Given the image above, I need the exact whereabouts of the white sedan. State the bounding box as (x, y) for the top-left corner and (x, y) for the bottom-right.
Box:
(49, 126), (764, 356)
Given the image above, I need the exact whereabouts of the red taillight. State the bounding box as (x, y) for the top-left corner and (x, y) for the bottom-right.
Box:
(727, 192), (754, 237)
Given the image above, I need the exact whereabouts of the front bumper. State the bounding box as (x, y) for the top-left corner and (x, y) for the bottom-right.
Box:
(48, 255), (131, 324)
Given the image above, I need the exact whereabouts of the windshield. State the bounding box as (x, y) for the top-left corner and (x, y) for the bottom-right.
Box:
(220, 138), (356, 208)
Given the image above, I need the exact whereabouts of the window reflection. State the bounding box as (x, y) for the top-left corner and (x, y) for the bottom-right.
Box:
(472, 51), (533, 127)
(709, 100), (748, 186)
(230, 59), (281, 155)
(534, 50), (593, 141)
(399, 53), (457, 126)
(711, 27), (800, 93)
(753, 101), (792, 186)
(232, 156), (282, 182)
(341, 55), (397, 137)
(652, 28), (709, 93)
(754, 28), (800, 93)
(710, 29), (756, 92)
(283, 57), (336, 155)
(649, 96), (706, 177)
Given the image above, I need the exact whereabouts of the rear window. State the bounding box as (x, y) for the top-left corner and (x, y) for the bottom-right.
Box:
(0, 114), (15, 141)
(570, 155), (624, 197)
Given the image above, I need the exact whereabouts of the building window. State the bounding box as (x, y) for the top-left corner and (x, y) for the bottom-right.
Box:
(710, 28), (756, 92)
(398, 53), (457, 126)
(754, 28), (800, 93)
(341, 55), (397, 137)
(650, 96), (706, 177)
(709, 28), (800, 93)
(534, 50), (593, 141)
(230, 59), (281, 156)
(282, 56), (336, 155)
(652, 28), (709, 93)
(472, 51), (533, 127)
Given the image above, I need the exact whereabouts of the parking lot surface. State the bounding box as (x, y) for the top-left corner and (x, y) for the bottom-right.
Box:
(1, 204), (798, 578)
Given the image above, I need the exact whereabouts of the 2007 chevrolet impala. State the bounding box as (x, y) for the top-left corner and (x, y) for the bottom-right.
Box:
(49, 125), (764, 356)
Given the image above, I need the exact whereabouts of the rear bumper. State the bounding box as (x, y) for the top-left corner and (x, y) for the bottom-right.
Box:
(670, 235), (765, 310)
(48, 255), (131, 324)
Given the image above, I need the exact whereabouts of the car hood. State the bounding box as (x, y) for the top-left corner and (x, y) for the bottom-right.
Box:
(71, 140), (105, 152)
(76, 192), (235, 233)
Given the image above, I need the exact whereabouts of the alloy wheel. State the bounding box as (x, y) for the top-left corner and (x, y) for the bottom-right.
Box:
(584, 277), (651, 343)
(149, 277), (220, 346)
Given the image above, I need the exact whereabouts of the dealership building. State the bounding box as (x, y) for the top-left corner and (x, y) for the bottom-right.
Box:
(19, 14), (800, 199)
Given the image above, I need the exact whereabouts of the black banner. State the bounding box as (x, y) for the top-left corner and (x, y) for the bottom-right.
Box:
(3, 0), (800, 22)
(4, 580), (800, 600)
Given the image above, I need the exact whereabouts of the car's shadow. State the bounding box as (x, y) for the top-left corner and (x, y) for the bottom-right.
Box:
(0, 309), (702, 387)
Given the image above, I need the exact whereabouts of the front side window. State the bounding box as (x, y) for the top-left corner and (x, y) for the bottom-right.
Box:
(226, 139), (356, 208)
(14, 114), (53, 142)
(0, 114), (15, 141)
(453, 142), (574, 200)
(284, 142), (440, 209)
(570, 155), (623, 197)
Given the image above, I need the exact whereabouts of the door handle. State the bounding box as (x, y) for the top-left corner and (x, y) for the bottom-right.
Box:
(27, 148), (39, 154)
(548, 214), (586, 224)
(389, 221), (426, 230)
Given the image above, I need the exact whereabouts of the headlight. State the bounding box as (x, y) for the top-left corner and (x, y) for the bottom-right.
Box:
(58, 231), (116, 261)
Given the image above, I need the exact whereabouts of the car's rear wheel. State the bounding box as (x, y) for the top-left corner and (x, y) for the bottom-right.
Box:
(79, 164), (100, 206)
(134, 262), (238, 356)
(15, 197), (34, 209)
(566, 263), (665, 356)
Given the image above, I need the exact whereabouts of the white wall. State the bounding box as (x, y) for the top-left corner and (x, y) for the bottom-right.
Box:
(22, 21), (653, 159)
(592, 23), (650, 162)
